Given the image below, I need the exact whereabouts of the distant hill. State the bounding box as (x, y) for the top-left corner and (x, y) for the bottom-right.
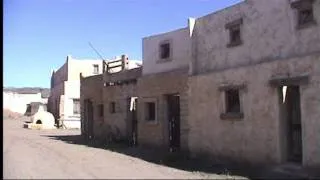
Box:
(3, 87), (50, 98)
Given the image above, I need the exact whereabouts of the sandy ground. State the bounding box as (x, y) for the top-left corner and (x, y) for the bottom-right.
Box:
(3, 117), (242, 179)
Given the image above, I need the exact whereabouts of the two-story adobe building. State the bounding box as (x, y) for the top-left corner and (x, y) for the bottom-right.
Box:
(80, 0), (320, 168)
(187, 0), (320, 167)
(48, 55), (105, 129)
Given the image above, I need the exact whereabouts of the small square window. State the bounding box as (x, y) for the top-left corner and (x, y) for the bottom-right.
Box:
(160, 43), (170, 59)
(145, 102), (156, 121)
(73, 99), (80, 115)
(98, 104), (104, 117)
(298, 9), (314, 26)
(110, 102), (116, 114)
(225, 89), (240, 113)
(93, 64), (99, 74)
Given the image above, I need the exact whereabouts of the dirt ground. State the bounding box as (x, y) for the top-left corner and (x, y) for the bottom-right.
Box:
(3, 117), (245, 179)
(4, 115), (318, 179)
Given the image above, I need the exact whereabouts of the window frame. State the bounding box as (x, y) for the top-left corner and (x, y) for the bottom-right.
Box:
(73, 98), (80, 115)
(291, 0), (317, 29)
(225, 18), (243, 48)
(219, 84), (246, 120)
(93, 64), (99, 74)
(143, 98), (158, 123)
(157, 39), (173, 63)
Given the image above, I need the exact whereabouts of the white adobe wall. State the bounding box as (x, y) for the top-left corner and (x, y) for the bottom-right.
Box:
(3, 92), (43, 114)
(142, 27), (191, 75)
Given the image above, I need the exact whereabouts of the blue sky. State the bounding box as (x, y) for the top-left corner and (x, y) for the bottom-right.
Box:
(4, 0), (243, 88)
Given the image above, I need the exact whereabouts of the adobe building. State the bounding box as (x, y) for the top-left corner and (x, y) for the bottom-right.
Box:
(137, 23), (193, 152)
(79, 0), (320, 168)
(187, 0), (320, 167)
(48, 55), (105, 129)
(80, 55), (142, 143)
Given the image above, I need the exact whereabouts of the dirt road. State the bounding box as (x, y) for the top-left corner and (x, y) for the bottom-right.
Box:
(3, 118), (238, 179)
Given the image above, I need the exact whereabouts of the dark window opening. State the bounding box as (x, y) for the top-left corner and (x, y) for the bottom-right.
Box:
(230, 27), (241, 44)
(298, 9), (314, 26)
(93, 64), (99, 74)
(110, 102), (116, 113)
(98, 104), (104, 117)
(160, 43), (170, 59)
(225, 89), (240, 113)
(145, 102), (156, 121)
(73, 99), (80, 114)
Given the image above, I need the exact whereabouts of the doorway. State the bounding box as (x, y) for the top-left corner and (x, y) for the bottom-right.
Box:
(279, 86), (302, 163)
(128, 97), (138, 146)
(85, 99), (94, 140)
(167, 94), (181, 152)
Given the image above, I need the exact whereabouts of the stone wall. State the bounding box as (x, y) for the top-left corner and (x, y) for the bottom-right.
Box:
(188, 53), (320, 166)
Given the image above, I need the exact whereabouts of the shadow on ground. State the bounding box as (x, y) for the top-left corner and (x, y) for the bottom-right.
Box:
(43, 134), (319, 179)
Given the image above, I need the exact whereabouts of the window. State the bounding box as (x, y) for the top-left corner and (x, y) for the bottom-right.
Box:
(230, 27), (241, 44)
(110, 102), (116, 113)
(160, 43), (170, 59)
(225, 89), (240, 113)
(73, 99), (80, 115)
(98, 104), (104, 117)
(145, 102), (156, 121)
(93, 64), (99, 74)
(291, 0), (316, 29)
(225, 18), (243, 47)
(219, 84), (245, 120)
(298, 9), (314, 26)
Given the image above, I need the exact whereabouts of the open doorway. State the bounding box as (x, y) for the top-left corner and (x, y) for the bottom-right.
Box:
(84, 99), (94, 140)
(128, 97), (138, 146)
(167, 94), (181, 152)
(279, 86), (302, 163)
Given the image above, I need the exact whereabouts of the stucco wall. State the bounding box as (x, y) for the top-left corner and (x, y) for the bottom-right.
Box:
(188, 53), (320, 166)
(68, 58), (103, 81)
(137, 68), (189, 150)
(191, 0), (320, 75)
(53, 62), (68, 86)
(48, 81), (64, 119)
(103, 83), (138, 140)
(63, 81), (80, 120)
(3, 92), (44, 114)
(101, 68), (142, 141)
(80, 75), (103, 137)
(142, 28), (191, 75)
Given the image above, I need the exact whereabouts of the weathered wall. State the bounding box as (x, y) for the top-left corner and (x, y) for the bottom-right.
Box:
(137, 68), (189, 150)
(142, 28), (191, 75)
(48, 81), (64, 119)
(188, 53), (320, 166)
(191, 0), (320, 75)
(80, 74), (103, 137)
(102, 68), (142, 141)
(53, 62), (68, 86)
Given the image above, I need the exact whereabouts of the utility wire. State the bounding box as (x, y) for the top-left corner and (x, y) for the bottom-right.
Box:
(88, 42), (106, 61)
